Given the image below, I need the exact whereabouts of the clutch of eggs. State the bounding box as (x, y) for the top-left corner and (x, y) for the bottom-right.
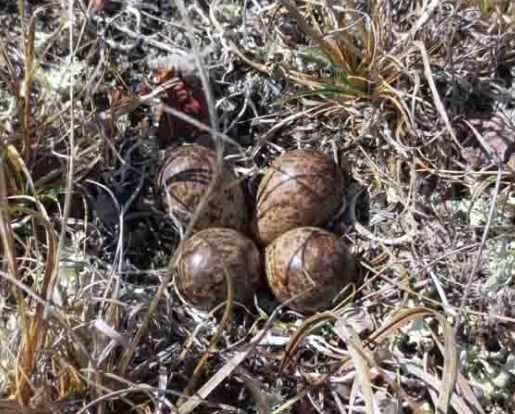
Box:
(164, 146), (357, 314)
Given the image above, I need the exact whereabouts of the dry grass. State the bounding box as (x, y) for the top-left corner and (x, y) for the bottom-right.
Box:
(0, 0), (514, 413)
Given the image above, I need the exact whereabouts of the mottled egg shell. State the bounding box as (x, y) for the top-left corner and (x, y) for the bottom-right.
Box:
(174, 227), (262, 311)
(156, 144), (248, 232)
(255, 149), (344, 245)
(265, 227), (355, 313)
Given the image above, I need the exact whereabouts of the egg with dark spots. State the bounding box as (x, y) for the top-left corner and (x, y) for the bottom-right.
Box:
(265, 227), (356, 314)
(174, 227), (262, 311)
(255, 149), (344, 245)
(156, 144), (248, 233)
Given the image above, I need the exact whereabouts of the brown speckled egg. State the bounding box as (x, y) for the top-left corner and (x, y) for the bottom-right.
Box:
(265, 227), (355, 314)
(174, 227), (261, 311)
(255, 149), (344, 245)
(156, 144), (247, 233)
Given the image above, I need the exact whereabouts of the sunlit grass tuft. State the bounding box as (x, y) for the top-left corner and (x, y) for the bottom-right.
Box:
(213, 0), (437, 137)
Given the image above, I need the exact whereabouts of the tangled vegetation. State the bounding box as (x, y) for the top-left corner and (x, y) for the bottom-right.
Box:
(0, 1), (514, 413)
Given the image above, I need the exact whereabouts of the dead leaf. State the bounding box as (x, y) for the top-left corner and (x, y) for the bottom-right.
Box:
(146, 64), (208, 148)
(455, 113), (515, 169)
(89, 0), (110, 11)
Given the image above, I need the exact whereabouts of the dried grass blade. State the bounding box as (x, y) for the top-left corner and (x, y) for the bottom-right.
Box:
(431, 332), (486, 414)
(21, 9), (37, 161)
(414, 41), (459, 147)
(378, 91), (413, 135)
(271, 390), (309, 414)
(176, 267), (234, 409)
(0, 152), (24, 303)
(0, 147), (30, 404)
(279, 0), (350, 72)
(177, 350), (248, 414)
(14, 208), (57, 405)
(278, 312), (337, 376)
(410, 0), (441, 36)
(402, 363), (474, 414)
(234, 367), (271, 414)
(365, 307), (458, 414)
(334, 322), (378, 414)
(178, 354), (272, 414)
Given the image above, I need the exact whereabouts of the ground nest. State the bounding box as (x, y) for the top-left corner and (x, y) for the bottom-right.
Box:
(0, 1), (514, 414)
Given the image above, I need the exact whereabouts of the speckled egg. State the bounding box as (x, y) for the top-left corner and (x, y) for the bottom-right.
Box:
(174, 227), (262, 311)
(156, 144), (248, 233)
(255, 149), (344, 245)
(265, 227), (355, 314)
